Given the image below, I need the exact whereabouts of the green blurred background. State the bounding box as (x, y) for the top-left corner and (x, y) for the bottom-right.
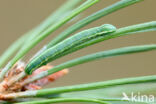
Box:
(0, 0), (155, 89)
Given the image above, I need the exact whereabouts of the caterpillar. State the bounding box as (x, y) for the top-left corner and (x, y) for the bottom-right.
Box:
(25, 24), (116, 74)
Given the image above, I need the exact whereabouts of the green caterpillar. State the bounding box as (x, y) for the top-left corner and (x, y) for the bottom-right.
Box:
(25, 24), (116, 74)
